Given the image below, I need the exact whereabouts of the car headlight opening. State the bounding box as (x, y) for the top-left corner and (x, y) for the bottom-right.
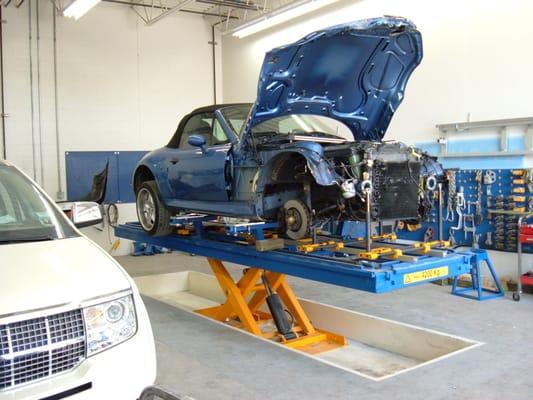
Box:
(83, 294), (137, 356)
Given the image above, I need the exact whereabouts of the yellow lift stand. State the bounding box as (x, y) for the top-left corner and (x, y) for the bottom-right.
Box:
(196, 258), (346, 355)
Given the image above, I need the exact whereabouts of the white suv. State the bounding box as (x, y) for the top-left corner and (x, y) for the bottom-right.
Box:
(0, 160), (156, 399)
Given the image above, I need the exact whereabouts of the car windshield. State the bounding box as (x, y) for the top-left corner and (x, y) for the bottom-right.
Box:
(0, 165), (78, 244)
(218, 105), (251, 137)
(252, 115), (354, 141)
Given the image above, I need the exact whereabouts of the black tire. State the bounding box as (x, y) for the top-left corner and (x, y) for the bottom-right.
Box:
(512, 292), (521, 302)
(282, 199), (312, 240)
(136, 180), (174, 236)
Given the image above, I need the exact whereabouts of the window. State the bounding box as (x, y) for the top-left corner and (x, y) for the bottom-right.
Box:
(219, 105), (251, 137)
(0, 166), (78, 244)
(212, 120), (229, 145)
(178, 112), (229, 149)
(252, 114), (353, 141)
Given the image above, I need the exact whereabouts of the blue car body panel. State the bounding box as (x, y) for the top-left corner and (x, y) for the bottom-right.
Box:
(134, 17), (424, 220)
(166, 144), (229, 201)
(242, 16), (422, 142)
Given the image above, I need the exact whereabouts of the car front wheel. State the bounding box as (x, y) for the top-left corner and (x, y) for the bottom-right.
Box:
(282, 199), (312, 240)
(136, 181), (174, 236)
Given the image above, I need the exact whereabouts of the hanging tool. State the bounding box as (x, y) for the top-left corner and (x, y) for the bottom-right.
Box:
(423, 226), (434, 242)
(463, 214), (476, 241)
(451, 190), (465, 232)
(483, 170), (497, 185)
(472, 234), (480, 249)
(448, 229), (455, 246)
(485, 232), (493, 247)
(475, 170), (483, 225)
(262, 272), (297, 341)
(437, 183), (444, 241)
(445, 171), (456, 222)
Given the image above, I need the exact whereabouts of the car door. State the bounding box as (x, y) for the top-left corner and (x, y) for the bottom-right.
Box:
(167, 111), (230, 202)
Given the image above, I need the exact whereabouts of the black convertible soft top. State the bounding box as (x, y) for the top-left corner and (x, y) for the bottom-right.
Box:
(167, 103), (252, 148)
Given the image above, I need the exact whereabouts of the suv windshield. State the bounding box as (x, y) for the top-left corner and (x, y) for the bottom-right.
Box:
(252, 114), (353, 141)
(0, 165), (78, 244)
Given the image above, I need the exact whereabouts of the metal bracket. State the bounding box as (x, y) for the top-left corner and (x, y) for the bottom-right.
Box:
(436, 116), (533, 158)
(451, 250), (505, 301)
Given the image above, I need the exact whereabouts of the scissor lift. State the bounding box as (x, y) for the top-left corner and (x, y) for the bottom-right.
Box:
(115, 216), (504, 354)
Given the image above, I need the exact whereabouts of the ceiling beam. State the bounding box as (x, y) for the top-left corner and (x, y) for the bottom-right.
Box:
(145, 0), (195, 25)
(196, 0), (262, 11)
(99, 0), (241, 21)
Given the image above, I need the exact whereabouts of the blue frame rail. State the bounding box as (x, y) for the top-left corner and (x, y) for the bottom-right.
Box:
(115, 223), (504, 300)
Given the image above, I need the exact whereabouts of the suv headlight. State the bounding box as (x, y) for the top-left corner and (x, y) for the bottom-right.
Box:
(83, 294), (137, 356)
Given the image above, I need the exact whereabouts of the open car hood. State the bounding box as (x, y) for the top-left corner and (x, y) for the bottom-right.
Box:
(245, 17), (422, 141)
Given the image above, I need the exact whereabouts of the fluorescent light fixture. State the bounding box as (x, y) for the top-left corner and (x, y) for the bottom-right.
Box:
(231, 0), (338, 38)
(63, 0), (101, 20)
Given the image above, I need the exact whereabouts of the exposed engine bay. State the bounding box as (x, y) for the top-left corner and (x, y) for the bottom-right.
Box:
(255, 135), (444, 238)
(325, 141), (443, 222)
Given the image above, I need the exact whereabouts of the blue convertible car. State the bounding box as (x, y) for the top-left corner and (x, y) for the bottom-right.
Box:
(133, 16), (443, 238)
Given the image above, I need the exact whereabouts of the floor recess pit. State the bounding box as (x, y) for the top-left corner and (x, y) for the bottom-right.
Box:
(134, 270), (482, 380)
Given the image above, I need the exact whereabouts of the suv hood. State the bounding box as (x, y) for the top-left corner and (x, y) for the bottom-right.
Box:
(0, 237), (131, 316)
(245, 16), (422, 141)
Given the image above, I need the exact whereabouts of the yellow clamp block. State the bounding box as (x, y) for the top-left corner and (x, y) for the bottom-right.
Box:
(377, 233), (398, 241)
(514, 207), (526, 212)
(389, 249), (403, 259)
(359, 247), (402, 260)
(513, 196), (526, 202)
(419, 243), (431, 253)
(297, 240), (343, 253)
(355, 233), (398, 241)
(414, 240), (450, 253)
(513, 179), (526, 185)
(297, 244), (318, 253)
(512, 169), (526, 176)
(513, 187), (526, 193)
(359, 251), (379, 260)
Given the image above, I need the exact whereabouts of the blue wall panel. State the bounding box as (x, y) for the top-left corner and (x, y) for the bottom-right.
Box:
(117, 151), (148, 203)
(66, 151), (147, 203)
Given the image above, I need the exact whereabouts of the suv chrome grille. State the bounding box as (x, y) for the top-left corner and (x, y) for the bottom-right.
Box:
(0, 309), (86, 391)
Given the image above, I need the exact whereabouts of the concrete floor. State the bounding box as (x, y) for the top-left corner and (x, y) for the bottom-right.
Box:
(117, 252), (533, 400)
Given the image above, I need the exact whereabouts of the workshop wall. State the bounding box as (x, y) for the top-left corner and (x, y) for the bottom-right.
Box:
(1, 1), (221, 198)
(1, 1), (222, 255)
(221, 0), (533, 145)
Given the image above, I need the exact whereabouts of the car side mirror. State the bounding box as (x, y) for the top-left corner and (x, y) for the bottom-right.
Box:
(188, 134), (207, 153)
(58, 201), (103, 228)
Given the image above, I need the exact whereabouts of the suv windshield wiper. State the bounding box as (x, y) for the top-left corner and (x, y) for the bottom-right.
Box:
(0, 235), (57, 245)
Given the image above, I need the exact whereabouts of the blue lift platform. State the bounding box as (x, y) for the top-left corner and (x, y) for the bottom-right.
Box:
(114, 218), (504, 299)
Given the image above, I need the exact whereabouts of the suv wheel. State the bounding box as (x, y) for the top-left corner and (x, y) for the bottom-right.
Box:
(136, 181), (174, 236)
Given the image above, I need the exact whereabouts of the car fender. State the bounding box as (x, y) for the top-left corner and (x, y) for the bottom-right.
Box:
(255, 141), (340, 191)
(133, 148), (173, 200)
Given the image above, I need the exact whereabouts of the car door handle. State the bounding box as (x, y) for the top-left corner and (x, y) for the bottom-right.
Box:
(170, 158), (180, 164)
